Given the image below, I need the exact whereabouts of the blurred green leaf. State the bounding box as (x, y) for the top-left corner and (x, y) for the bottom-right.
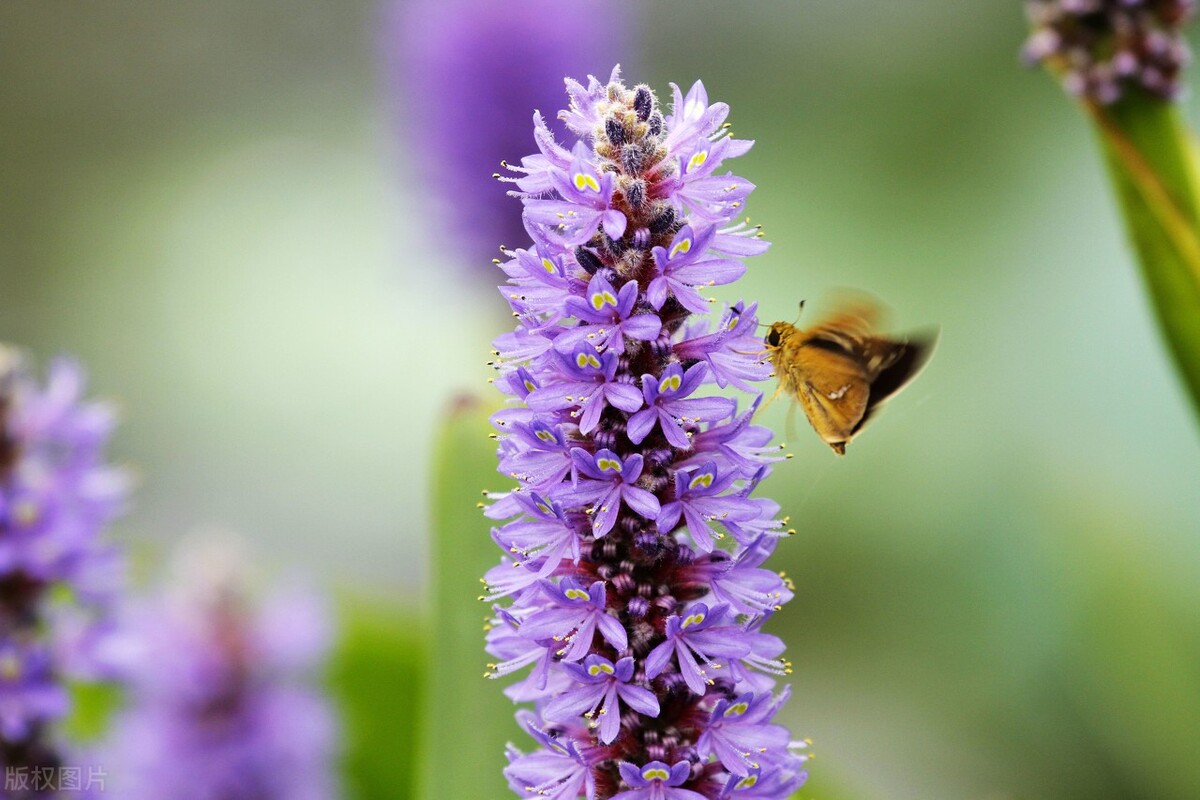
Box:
(330, 600), (424, 800)
(1090, 93), (1200, 419)
(1063, 535), (1200, 800)
(791, 764), (857, 800)
(62, 681), (121, 743)
(415, 394), (513, 800)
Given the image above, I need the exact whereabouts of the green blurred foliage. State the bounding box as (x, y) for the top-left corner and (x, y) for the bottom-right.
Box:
(329, 600), (425, 800)
(1, 2), (1199, 799)
(63, 682), (122, 744)
(420, 397), (514, 800)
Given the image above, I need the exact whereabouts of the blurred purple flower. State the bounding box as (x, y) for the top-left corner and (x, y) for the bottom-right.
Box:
(383, 0), (633, 277)
(105, 538), (339, 800)
(0, 346), (129, 791)
(1023, 0), (1196, 103)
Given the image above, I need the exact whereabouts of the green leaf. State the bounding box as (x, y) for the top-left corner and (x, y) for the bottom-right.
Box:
(1063, 538), (1200, 800)
(1089, 93), (1200, 420)
(62, 681), (121, 743)
(415, 394), (513, 800)
(329, 600), (425, 800)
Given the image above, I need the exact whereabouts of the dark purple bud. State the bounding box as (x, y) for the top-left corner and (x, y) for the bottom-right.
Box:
(633, 85), (654, 120)
(649, 205), (675, 234)
(605, 116), (627, 146)
(626, 179), (646, 210)
(574, 246), (605, 275)
(626, 595), (649, 619)
(648, 111), (663, 138)
(621, 143), (645, 175)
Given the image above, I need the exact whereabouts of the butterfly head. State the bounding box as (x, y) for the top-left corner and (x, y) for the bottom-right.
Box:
(764, 321), (795, 350)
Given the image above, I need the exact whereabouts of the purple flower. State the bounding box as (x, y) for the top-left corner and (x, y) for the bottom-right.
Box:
(612, 761), (707, 800)
(104, 539), (339, 800)
(643, 604), (750, 696)
(626, 363), (735, 449)
(544, 656), (659, 745)
(520, 579), (628, 662)
(0, 641), (69, 741)
(504, 713), (599, 800)
(0, 348), (129, 787)
(696, 691), (793, 777)
(1023, 0), (1196, 103)
(655, 463), (760, 553)
(485, 72), (808, 799)
(384, 0), (630, 275)
(562, 450), (660, 538)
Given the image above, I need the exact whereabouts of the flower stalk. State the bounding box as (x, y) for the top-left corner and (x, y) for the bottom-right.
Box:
(484, 69), (808, 800)
(1024, 2), (1200, 421)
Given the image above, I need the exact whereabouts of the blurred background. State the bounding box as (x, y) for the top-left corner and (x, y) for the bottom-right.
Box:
(2, 1), (1199, 798)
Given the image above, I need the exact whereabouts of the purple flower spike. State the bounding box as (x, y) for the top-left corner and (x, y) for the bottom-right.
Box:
(485, 72), (808, 798)
(0, 347), (129, 785)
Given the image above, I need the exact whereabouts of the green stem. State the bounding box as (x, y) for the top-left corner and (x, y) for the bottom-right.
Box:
(416, 394), (513, 800)
(1089, 92), (1200, 422)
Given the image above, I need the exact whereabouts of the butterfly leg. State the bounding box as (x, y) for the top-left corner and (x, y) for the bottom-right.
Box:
(755, 382), (786, 421)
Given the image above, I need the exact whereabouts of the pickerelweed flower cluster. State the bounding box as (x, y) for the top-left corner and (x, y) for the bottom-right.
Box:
(105, 538), (339, 800)
(1023, 0), (1196, 103)
(484, 68), (809, 800)
(0, 347), (127, 796)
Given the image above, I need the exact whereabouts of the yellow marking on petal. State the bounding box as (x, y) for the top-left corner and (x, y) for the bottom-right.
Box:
(523, 380), (537, 392)
(574, 172), (601, 193)
(588, 662), (616, 677)
(689, 472), (715, 490)
(670, 237), (693, 259)
(591, 291), (618, 310)
(725, 701), (749, 717)
(564, 588), (590, 601)
(659, 373), (682, 393)
(688, 150), (709, 172)
(736, 775), (759, 789)
(682, 612), (706, 628)
(536, 430), (555, 442)
(596, 458), (621, 472)
(542, 258), (557, 273)
(576, 352), (602, 369)
(643, 767), (671, 782)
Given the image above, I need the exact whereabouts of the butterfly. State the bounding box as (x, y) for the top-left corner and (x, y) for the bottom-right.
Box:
(762, 297), (937, 455)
